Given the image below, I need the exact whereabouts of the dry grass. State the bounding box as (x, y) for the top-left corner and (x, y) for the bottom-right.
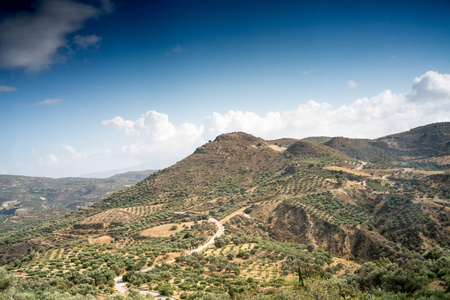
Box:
(48, 249), (59, 261)
(428, 279), (446, 291)
(408, 169), (445, 175)
(267, 144), (287, 152)
(140, 221), (195, 238)
(220, 206), (251, 224)
(88, 235), (114, 245)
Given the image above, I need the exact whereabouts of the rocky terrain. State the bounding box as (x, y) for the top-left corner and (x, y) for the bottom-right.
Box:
(0, 122), (449, 299)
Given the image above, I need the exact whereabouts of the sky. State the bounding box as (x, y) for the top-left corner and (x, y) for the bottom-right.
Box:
(1, 0), (450, 178)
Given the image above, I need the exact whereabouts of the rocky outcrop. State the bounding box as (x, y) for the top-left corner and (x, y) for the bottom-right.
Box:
(253, 201), (387, 261)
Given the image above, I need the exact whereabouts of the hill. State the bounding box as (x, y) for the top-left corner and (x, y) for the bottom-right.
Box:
(324, 122), (450, 165)
(324, 137), (391, 162)
(0, 170), (156, 217)
(0, 124), (449, 299)
(108, 170), (157, 181)
(82, 165), (158, 178)
(286, 140), (349, 160)
(375, 122), (450, 157)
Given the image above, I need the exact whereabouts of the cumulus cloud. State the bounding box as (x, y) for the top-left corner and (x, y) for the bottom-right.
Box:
(96, 70), (450, 173)
(73, 34), (102, 49)
(204, 84), (448, 140)
(102, 111), (180, 140)
(347, 80), (358, 89)
(0, 85), (16, 92)
(102, 110), (204, 163)
(0, 0), (100, 72)
(36, 98), (63, 105)
(407, 71), (450, 103)
(203, 93), (401, 140)
(33, 70), (450, 177)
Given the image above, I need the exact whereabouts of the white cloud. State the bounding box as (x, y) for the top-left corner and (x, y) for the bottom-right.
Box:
(0, 0), (100, 72)
(202, 83), (448, 140)
(407, 71), (450, 103)
(73, 34), (102, 49)
(36, 98), (63, 105)
(0, 85), (17, 92)
(347, 80), (358, 89)
(302, 68), (314, 75)
(102, 110), (204, 161)
(102, 111), (179, 139)
(203, 94), (391, 140)
(31, 70), (450, 177)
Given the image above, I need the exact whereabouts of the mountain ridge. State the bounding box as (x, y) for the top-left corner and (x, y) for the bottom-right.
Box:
(0, 122), (449, 299)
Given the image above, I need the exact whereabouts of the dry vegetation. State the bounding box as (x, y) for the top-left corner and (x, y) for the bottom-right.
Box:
(140, 221), (195, 237)
(1, 124), (450, 299)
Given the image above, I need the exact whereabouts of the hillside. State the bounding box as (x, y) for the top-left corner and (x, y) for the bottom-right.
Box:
(324, 137), (391, 162)
(324, 122), (450, 165)
(0, 170), (155, 217)
(375, 122), (450, 157)
(286, 140), (350, 163)
(0, 124), (449, 299)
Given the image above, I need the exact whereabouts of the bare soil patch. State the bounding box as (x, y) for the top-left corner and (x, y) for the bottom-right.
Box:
(140, 221), (195, 238)
(220, 206), (251, 224)
(89, 235), (114, 245)
(429, 279), (446, 291)
(154, 252), (180, 264)
(48, 249), (59, 261)
(267, 144), (287, 152)
(408, 169), (445, 175)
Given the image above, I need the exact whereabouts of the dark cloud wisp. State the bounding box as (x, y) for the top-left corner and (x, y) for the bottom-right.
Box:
(0, 0), (106, 72)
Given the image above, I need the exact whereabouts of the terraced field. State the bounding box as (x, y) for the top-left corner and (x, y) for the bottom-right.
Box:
(285, 192), (371, 225)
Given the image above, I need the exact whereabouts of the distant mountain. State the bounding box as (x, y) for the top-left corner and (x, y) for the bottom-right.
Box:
(322, 122), (450, 163)
(81, 162), (158, 178)
(108, 170), (157, 180)
(273, 123), (450, 163)
(0, 169), (155, 216)
(374, 122), (450, 157)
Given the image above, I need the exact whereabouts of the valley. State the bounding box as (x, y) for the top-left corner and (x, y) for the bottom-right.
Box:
(0, 122), (449, 299)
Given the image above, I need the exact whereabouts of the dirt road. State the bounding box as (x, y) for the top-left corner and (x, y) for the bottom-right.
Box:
(114, 217), (224, 298)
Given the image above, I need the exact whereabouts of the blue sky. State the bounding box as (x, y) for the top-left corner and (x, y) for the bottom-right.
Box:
(1, 0), (450, 177)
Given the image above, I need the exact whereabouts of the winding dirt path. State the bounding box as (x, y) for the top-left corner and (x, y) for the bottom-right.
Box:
(114, 216), (225, 298)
